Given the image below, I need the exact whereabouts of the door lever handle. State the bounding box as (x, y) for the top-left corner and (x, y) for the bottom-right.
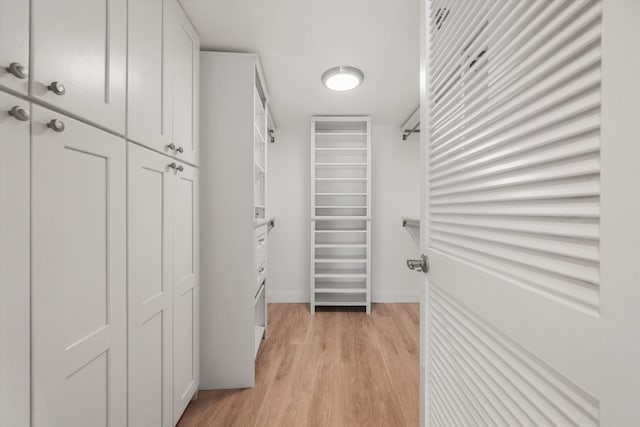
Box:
(407, 254), (429, 273)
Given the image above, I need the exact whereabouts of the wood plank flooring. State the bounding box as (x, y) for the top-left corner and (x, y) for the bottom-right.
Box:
(177, 303), (420, 427)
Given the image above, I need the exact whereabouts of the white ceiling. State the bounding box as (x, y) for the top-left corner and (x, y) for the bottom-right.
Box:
(180, 0), (420, 129)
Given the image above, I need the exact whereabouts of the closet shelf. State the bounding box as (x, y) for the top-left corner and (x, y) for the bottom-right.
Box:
(315, 206), (367, 209)
(315, 229), (367, 233)
(315, 132), (367, 136)
(315, 272), (367, 278)
(315, 243), (367, 248)
(315, 163), (367, 167)
(315, 177), (366, 182)
(315, 260), (367, 264)
(315, 147), (366, 152)
(312, 216), (370, 220)
(314, 293), (367, 306)
(311, 116), (371, 314)
(314, 288), (367, 294)
(315, 192), (367, 196)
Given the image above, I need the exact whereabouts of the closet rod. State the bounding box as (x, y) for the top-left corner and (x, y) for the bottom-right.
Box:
(401, 107), (420, 141)
(402, 123), (420, 141)
(402, 217), (420, 229)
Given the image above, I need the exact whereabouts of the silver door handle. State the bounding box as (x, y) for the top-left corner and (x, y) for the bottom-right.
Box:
(407, 254), (429, 273)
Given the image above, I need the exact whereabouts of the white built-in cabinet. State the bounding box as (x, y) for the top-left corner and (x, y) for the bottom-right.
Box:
(0, 0), (29, 95)
(30, 0), (127, 133)
(311, 117), (372, 314)
(31, 105), (128, 427)
(200, 52), (272, 389)
(128, 143), (199, 426)
(0, 1), (200, 426)
(128, 0), (199, 165)
(127, 0), (174, 152)
(0, 91), (30, 427)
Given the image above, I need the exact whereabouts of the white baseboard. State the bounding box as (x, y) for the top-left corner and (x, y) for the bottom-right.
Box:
(267, 290), (308, 303)
(372, 290), (421, 303)
(267, 289), (420, 303)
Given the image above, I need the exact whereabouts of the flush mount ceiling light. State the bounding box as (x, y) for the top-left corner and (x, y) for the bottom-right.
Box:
(321, 66), (364, 91)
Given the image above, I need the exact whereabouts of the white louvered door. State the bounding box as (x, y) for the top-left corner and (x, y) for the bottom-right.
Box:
(420, 0), (640, 425)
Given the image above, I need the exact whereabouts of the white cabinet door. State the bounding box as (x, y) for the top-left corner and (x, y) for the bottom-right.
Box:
(31, 105), (127, 427)
(172, 162), (199, 422)
(0, 92), (30, 427)
(127, 0), (173, 153)
(0, 0), (29, 94)
(31, 0), (126, 133)
(128, 143), (175, 427)
(170, 1), (199, 165)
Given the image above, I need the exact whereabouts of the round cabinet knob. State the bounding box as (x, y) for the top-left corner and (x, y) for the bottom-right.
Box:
(168, 162), (177, 170)
(176, 165), (184, 172)
(176, 146), (184, 153)
(7, 62), (28, 79)
(47, 119), (65, 132)
(47, 81), (66, 96)
(9, 106), (30, 121)
(166, 143), (176, 151)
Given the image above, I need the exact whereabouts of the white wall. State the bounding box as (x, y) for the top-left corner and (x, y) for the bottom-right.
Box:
(267, 125), (421, 303)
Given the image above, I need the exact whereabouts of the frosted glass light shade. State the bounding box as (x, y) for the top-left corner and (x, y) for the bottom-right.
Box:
(321, 66), (364, 91)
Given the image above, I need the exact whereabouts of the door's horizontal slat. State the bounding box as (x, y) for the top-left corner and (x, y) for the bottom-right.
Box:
(430, 214), (599, 240)
(430, 232), (598, 285)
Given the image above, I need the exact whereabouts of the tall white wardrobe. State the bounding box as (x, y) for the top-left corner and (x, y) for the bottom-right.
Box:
(0, 1), (200, 426)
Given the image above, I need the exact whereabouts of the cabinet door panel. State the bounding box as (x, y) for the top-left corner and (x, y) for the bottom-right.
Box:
(128, 143), (174, 427)
(0, 0), (29, 94)
(31, 105), (126, 427)
(127, 0), (173, 152)
(173, 162), (199, 422)
(0, 92), (30, 427)
(171, 2), (199, 165)
(31, 0), (126, 133)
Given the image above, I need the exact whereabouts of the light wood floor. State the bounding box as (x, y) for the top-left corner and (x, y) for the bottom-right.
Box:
(178, 303), (420, 427)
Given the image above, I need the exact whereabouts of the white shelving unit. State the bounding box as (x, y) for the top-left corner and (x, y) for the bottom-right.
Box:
(310, 116), (372, 314)
(200, 52), (272, 389)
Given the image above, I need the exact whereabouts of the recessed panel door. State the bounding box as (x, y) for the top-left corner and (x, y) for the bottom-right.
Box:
(31, 0), (126, 132)
(0, 0), (29, 94)
(128, 143), (174, 427)
(172, 162), (199, 423)
(31, 105), (126, 427)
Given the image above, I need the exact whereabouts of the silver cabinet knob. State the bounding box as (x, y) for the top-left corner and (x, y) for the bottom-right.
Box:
(168, 162), (177, 170)
(166, 143), (176, 151)
(47, 81), (66, 95)
(47, 119), (65, 132)
(9, 106), (29, 121)
(176, 165), (184, 172)
(176, 146), (184, 153)
(258, 267), (265, 273)
(407, 254), (429, 273)
(7, 62), (28, 79)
